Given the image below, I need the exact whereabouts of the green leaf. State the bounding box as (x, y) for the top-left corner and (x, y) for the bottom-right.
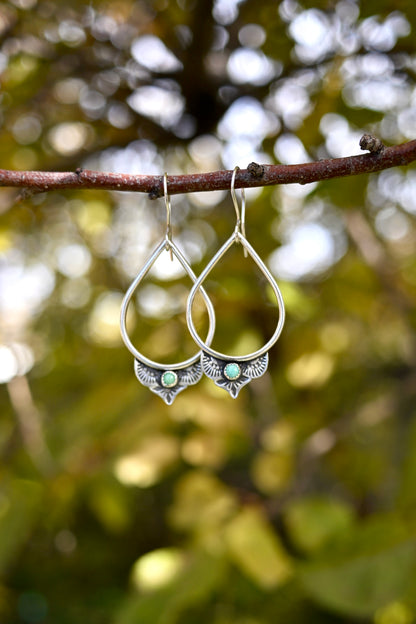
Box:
(225, 507), (293, 590)
(283, 496), (355, 555)
(301, 541), (416, 619)
(299, 514), (416, 618)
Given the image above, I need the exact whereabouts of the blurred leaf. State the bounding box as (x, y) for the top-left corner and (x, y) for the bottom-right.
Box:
(87, 478), (132, 533)
(301, 540), (416, 619)
(283, 496), (355, 555)
(225, 507), (293, 590)
(131, 548), (185, 592)
(168, 470), (237, 533)
(374, 601), (415, 624)
(116, 550), (226, 624)
(251, 450), (294, 495)
(0, 478), (43, 575)
(300, 514), (416, 618)
(397, 416), (416, 511)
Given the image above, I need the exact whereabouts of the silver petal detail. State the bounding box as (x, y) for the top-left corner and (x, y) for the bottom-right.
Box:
(134, 360), (203, 405)
(243, 353), (269, 378)
(201, 352), (269, 398)
(201, 353), (223, 380)
(180, 362), (204, 385)
(134, 360), (159, 386)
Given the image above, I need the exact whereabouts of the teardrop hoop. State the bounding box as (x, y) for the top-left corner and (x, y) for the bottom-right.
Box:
(186, 230), (285, 362)
(120, 236), (216, 404)
(186, 168), (285, 398)
(121, 237), (218, 369)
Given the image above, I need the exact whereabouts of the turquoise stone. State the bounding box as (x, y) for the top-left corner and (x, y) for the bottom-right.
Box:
(161, 371), (178, 388)
(224, 362), (241, 381)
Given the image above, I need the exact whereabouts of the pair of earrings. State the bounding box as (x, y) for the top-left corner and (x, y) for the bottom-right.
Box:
(120, 168), (285, 404)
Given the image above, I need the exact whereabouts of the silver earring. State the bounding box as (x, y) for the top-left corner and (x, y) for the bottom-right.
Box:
(186, 167), (285, 398)
(120, 173), (216, 405)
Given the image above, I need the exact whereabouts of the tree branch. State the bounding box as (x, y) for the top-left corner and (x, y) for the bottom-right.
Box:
(0, 137), (415, 199)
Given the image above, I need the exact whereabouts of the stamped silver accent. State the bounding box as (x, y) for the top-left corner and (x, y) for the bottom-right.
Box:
(201, 352), (269, 398)
(135, 360), (202, 405)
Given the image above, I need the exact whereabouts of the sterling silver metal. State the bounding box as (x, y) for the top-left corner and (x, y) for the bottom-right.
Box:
(186, 167), (285, 398)
(120, 173), (216, 405)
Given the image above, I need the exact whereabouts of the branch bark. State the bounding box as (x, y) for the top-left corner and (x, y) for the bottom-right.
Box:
(0, 137), (415, 199)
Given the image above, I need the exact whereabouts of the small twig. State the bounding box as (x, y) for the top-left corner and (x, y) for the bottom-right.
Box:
(7, 375), (54, 475)
(16, 187), (37, 202)
(0, 136), (415, 199)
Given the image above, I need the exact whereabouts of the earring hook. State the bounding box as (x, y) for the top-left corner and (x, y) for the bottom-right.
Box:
(231, 166), (247, 257)
(163, 172), (173, 261)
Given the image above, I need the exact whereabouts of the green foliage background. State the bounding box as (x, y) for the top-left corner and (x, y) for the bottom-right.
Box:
(1, 1), (416, 623)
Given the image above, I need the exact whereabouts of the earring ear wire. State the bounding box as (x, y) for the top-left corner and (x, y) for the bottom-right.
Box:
(163, 172), (173, 261)
(231, 167), (247, 256)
